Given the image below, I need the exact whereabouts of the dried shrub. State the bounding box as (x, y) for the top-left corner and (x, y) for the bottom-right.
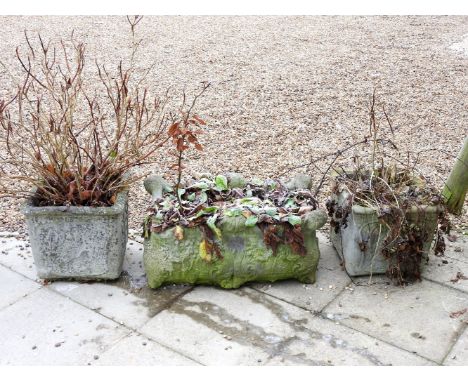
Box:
(0, 17), (204, 207)
(322, 91), (450, 284)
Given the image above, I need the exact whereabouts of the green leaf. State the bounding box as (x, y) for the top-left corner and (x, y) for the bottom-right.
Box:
(264, 207), (277, 216)
(288, 215), (302, 226)
(267, 181), (277, 191)
(207, 214), (222, 239)
(215, 175), (228, 191)
(161, 198), (173, 211)
(240, 197), (259, 205)
(194, 206), (219, 218)
(177, 188), (186, 198)
(245, 215), (259, 227)
(109, 150), (117, 158)
(285, 198), (296, 208)
(250, 178), (263, 186)
(191, 181), (210, 190)
(224, 208), (242, 217)
(187, 193), (196, 202)
(198, 191), (208, 204)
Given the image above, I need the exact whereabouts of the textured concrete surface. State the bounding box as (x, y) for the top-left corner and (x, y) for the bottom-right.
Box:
(23, 191), (128, 280)
(0, 232), (467, 365)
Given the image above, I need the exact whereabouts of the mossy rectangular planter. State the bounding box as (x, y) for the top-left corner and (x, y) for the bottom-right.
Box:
(144, 210), (327, 289)
(23, 191), (128, 280)
(329, 189), (441, 276)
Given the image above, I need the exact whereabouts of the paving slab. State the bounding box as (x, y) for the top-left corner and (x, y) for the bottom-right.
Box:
(0, 265), (41, 310)
(91, 332), (200, 365)
(140, 286), (433, 365)
(48, 240), (191, 329)
(252, 243), (351, 312)
(0, 288), (130, 365)
(0, 237), (37, 280)
(323, 276), (468, 363)
(444, 326), (468, 366)
(422, 236), (468, 293)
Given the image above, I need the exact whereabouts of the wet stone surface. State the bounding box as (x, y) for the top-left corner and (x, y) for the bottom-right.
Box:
(47, 241), (192, 329)
(1, 232), (467, 365)
(139, 286), (433, 365)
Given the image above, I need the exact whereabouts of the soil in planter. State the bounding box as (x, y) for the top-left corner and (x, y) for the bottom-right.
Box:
(144, 174), (319, 259)
(326, 166), (450, 285)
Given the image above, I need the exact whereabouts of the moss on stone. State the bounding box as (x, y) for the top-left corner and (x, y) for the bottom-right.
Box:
(144, 213), (324, 289)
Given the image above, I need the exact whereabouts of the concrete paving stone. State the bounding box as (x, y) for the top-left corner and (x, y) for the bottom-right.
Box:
(444, 326), (468, 366)
(0, 288), (130, 365)
(48, 240), (191, 329)
(252, 243), (351, 312)
(323, 276), (468, 363)
(0, 265), (41, 310)
(91, 332), (200, 365)
(316, 230), (333, 247)
(0, 237), (37, 280)
(140, 286), (433, 365)
(422, 236), (468, 293)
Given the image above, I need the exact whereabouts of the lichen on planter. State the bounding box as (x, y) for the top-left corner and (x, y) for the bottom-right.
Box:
(143, 174), (327, 289)
(23, 190), (128, 280)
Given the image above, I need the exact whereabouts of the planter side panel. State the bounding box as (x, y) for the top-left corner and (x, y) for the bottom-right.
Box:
(144, 217), (320, 289)
(25, 201), (128, 280)
(330, 211), (390, 276)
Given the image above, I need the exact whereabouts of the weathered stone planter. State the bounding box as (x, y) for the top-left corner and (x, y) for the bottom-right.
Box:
(143, 175), (327, 289)
(329, 188), (441, 276)
(23, 191), (128, 280)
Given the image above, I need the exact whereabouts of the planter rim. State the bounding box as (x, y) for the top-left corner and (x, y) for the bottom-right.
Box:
(22, 189), (128, 216)
(351, 203), (444, 216)
(334, 183), (444, 216)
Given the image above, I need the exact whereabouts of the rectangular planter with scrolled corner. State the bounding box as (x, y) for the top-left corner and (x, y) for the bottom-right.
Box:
(327, 187), (442, 277)
(142, 174), (328, 289)
(22, 191), (128, 280)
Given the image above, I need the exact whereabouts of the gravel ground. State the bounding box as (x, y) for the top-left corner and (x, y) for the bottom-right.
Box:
(0, 16), (467, 235)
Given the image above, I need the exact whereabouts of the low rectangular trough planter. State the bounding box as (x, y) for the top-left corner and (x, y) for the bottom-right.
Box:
(142, 174), (327, 289)
(144, 211), (327, 289)
(23, 191), (128, 280)
(329, 188), (441, 277)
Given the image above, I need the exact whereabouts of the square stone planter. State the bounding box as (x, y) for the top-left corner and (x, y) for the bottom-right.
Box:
(329, 188), (441, 276)
(23, 191), (128, 280)
(144, 210), (327, 289)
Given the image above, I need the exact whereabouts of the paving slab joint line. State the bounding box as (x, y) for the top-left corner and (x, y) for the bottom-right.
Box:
(149, 285), (196, 319)
(440, 321), (468, 365)
(324, 314), (440, 365)
(317, 279), (355, 314)
(420, 274), (468, 295)
(43, 279), (195, 330)
(248, 282), (442, 364)
(0, 279), (43, 314)
(249, 284), (438, 364)
(133, 330), (206, 366)
(8, 282), (204, 366)
(37, 285), (205, 365)
(89, 328), (205, 366)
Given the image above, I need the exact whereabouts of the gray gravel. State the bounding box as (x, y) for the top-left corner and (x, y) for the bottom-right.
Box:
(0, 16), (467, 234)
